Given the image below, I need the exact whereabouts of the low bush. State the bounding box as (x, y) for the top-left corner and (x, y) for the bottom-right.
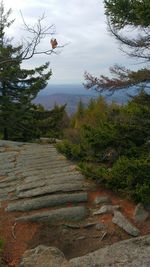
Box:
(107, 157), (150, 204)
(56, 140), (85, 160)
(56, 91), (150, 205)
(79, 157), (150, 204)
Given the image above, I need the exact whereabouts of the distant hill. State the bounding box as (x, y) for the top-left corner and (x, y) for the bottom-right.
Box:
(34, 84), (139, 115)
(33, 93), (97, 115)
(38, 84), (97, 96)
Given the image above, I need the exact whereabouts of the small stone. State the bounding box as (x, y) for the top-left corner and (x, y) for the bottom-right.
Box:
(83, 223), (96, 228)
(134, 203), (149, 222)
(65, 224), (80, 229)
(62, 229), (69, 235)
(95, 223), (105, 231)
(112, 211), (140, 237)
(94, 196), (111, 205)
(55, 139), (62, 143)
(93, 205), (120, 215)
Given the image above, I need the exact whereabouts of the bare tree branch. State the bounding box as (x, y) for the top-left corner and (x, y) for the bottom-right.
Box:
(0, 11), (65, 65)
(20, 11), (56, 60)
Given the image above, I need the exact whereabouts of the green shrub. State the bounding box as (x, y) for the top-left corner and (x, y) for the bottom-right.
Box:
(107, 157), (150, 204)
(79, 157), (150, 204)
(134, 183), (150, 205)
(82, 123), (118, 153)
(56, 91), (150, 205)
(56, 140), (84, 160)
(71, 144), (83, 160)
(56, 140), (72, 158)
(79, 162), (109, 182)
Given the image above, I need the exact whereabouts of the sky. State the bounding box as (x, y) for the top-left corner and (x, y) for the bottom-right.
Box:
(4, 0), (139, 85)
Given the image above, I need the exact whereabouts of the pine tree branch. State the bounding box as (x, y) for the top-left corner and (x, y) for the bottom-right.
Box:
(84, 66), (150, 92)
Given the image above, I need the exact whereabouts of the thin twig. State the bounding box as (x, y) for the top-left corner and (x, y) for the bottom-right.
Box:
(100, 231), (107, 241)
(12, 222), (17, 240)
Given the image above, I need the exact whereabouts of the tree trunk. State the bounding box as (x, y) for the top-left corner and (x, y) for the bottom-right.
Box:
(3, 127), (8, 140)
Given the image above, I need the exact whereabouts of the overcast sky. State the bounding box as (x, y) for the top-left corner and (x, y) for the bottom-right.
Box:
(4, 0), (138, 85)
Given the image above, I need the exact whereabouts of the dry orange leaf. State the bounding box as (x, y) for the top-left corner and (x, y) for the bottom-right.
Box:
(50, 38), (58, 49)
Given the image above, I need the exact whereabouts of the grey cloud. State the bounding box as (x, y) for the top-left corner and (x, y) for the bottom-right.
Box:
(4, 0), (138, 84)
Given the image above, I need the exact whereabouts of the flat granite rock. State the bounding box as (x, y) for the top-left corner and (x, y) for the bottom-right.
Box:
(17, 183), (84, 199)
(23, 172), (83, 184)
(20, 166), (77, 177)
(1, 141), (88, 225)
(112, 211), (140, 236)
(16, 206), (88, 222)
(0, 140), (25, 147)
(6, 192), (88, 212)
(70, 235), (150, 267)
(16, 176), (84, 193)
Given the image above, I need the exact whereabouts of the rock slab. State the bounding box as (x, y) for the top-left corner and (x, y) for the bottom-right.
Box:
(6, 193), (88, 212)
(70, 235), (150, 267)
(16, 206), (87, 223)
(20, 245), (72, 267)
(112, 211), (140, 236)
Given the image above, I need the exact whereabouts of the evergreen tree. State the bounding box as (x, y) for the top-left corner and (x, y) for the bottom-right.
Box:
(88, 98), (95, 111)
(72, 99), (85, 128)
(36, 104), (69, 139)
(84, 0), (150, 92)
(76, 100), (85, 119)
(0, 2), (52, 140)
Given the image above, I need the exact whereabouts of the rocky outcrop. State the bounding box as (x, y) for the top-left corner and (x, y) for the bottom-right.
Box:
(0, 140), (88, 222)
(70, 235), (150, 267)
(21, 235), (150, 267)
